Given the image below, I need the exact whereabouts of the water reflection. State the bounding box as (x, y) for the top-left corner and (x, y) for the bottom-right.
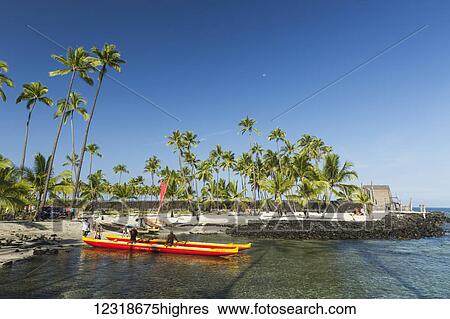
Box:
(80, 247), (252, 272)
(0, 234), (449, 298)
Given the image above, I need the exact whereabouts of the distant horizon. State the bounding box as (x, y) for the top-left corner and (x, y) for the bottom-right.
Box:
(2, 0), (450, 206)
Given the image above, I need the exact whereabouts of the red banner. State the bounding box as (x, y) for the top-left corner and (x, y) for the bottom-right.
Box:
(159, 181), (168, 203)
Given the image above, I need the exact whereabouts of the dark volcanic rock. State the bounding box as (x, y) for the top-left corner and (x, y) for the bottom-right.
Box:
(33, 248), (59, 255)
(226, 212), (448, 240)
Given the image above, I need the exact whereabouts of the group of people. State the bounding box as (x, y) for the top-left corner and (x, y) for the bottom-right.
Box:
(125, 227), (178, 246)
(81, 218), (103, 239)
(82, 218), (179, 246)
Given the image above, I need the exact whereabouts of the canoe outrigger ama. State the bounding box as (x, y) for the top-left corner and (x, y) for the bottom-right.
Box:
(82, 236), (245, 257)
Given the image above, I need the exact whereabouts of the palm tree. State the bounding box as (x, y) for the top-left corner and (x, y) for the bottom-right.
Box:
(250, 143), (264, 205)
(167, 130), (186, 172)
(183, 151), (199, 196)
(0, 155), (30, 215)
(201, 179), (227, 212)
(299, 135), (332, 165)
(220, 150), (235, 183)
(24, 153), (72, 219)
(110, 182), (136, 215)
(268, 128), (286, 152)
(260, 170), (294, 215)
(209, 144), (223, 182)
(73, 44), (125, 206)
(144, 156), (160, 201)
(167, 130), (189, 200)
(236, 152), (252, 197)
(16, 82), (53, 175)
(0, 60), (13, 102)
(41, 47), (95, 211)
(51, 170), (74, 205)
(353, 187), (374, 215)
(63, 153), (80, 171)
(183, 131), (200, 204)
(129, 176), (145, 201)
(80, 170), (106, 215)
(196, 160), (213, 188)
(262, 150), (279, 176)
(290, 153), (314, 182)
(226, 180), (244, 213)
(239, 116), (260, 212)
(54, 92), (88, 177)
(320, 153), (358, 200)
(281, 139), (297, 157)
(314, 153), (358, 218)
(335, 184), (359, 201)
(183, 131), (199, 151)
(113, 164), (129, 183)
(85, 143), (102, 176)
(287, 178), (328, 217)
(23, 153), (49, 211)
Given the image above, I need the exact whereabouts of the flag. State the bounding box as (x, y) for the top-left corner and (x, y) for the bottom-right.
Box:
(159, 181), (168, 203)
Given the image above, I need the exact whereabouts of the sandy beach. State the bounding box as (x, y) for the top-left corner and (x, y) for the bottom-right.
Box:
(0, 220), (85, 267)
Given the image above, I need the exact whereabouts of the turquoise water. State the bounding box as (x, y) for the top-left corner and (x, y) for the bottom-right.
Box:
(0, 212), (448, 298)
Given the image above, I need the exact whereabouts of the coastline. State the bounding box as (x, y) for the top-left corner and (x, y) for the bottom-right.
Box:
(1, 211), (448, 268)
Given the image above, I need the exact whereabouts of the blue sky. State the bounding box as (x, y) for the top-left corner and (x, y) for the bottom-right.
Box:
(1, 0), (450, 205)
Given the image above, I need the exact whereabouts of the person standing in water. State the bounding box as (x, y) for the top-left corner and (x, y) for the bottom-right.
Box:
(166, 230), (179, 246)
(129, 227), (138, 244)
(94, 225), (103, 239)
(82, 219), (91, 237)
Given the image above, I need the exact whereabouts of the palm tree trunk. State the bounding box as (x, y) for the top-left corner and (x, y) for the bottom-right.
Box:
(249, 135), (257, 215)
(89, 154), (93, 176)
(38, 71), (76, 218)
(36, 192), (43, 218)
(20, 102), (36, 177)
(192, 165), (200, 215)
(70, 114), (76, 203)
(72, 66), (106, 207)
(70, 114), (75, 179)
(151, 173), (155, 201)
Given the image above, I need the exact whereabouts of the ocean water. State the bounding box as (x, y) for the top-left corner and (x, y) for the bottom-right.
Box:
(0, 210), (448, 299)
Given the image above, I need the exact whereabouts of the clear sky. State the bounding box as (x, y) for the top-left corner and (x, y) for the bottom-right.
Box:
(1, 0), (450, 206)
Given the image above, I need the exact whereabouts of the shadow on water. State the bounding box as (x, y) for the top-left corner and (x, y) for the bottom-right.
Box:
(335, 237), (450, 298)
(216, 243), (271, 298)
(1, 234), (449, 298)
(355, 246), (423, 298)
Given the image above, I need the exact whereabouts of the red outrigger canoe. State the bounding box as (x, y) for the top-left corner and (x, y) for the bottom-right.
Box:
(82, 237), (239, 256)
(105, 234), (252, 251)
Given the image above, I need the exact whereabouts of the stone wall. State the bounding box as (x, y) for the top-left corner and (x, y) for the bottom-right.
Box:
(84, 200), (362, 214)
(226, 212), (449, 240)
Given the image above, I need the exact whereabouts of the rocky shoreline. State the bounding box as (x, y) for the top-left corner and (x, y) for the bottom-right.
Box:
(1, 212), (448, 268)
(0, 221), (83, 268)
(226, 212), (449, 240)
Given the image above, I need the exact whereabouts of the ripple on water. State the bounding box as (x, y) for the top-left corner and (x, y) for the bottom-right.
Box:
(0, 233), (448, 298)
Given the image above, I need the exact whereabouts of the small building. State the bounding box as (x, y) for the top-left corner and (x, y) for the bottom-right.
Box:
(362, 184), (412, 212)
(362, 185), (392, 210)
